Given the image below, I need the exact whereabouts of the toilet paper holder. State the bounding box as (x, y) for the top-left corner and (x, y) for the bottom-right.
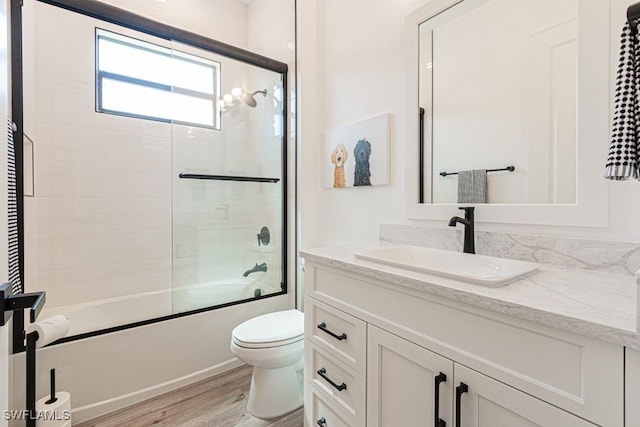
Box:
(1, 282), (48, 427)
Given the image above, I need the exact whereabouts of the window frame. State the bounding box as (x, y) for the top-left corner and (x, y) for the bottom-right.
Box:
(95, 28), (221, 129)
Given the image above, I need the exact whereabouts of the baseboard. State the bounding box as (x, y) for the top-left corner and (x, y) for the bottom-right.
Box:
(71, 358), (245, 424)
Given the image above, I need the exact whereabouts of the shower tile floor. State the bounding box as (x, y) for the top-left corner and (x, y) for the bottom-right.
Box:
(75, 365), (303, 427)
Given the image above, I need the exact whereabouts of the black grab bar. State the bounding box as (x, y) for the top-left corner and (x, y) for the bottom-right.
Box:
(179, 173), (280, 183)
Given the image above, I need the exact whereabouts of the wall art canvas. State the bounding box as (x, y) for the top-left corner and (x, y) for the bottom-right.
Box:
(322, 113), (391, 189)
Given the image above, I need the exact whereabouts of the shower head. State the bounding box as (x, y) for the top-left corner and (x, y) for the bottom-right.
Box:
(232, 88), (267, 108)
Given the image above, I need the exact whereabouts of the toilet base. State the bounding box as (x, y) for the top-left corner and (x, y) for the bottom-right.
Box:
(247, 358), (304, 419)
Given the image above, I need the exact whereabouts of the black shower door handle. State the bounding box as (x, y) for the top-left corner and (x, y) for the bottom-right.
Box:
(455, 382), (469, 427)
(317, 322), (347, 341)
(434, 372), (447, 427)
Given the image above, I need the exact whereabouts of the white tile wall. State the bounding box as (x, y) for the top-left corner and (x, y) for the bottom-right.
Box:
(26, 3), (174, 308)
(36, 266), (107, 307)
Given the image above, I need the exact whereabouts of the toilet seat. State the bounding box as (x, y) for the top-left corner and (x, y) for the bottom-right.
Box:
(233, 334), (303, 349)
(232, 309), (304, 349)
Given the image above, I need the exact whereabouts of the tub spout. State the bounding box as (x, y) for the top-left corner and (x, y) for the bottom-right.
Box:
(243, 262), (267, 277)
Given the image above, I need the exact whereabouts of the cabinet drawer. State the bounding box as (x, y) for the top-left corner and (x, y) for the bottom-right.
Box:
(307, 388), (362, 427)
(306, 342), (366, 425)
(305, 297), (366, 374)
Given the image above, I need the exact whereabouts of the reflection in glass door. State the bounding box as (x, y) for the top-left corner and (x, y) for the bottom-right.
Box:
(171, 40), (286, 313)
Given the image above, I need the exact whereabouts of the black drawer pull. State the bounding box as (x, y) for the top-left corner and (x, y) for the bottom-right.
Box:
(317, 322), (347, 341)
(317, 417), (326, 426)
(317, 367), (347, 391)
(455, 382), (468, 427)
(434, 372), (447, 427)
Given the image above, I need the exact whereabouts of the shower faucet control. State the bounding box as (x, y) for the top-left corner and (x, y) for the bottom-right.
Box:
(243, 262), (268, 277)
(257, 226), (270, 247)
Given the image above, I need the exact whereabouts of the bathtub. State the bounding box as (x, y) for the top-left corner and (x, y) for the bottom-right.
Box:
(38, 276), (272, 337)
(172, 276), (272, 314)
(12, 277), (290, 424)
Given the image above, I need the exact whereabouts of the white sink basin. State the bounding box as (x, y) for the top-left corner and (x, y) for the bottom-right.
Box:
(354, 245), (540, 287)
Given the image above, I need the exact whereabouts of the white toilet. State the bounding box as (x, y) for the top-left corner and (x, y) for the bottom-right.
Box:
(230, 309), (304, 419)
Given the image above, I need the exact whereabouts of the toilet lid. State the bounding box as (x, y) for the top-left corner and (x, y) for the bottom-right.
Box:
(232, 309), (304, 345)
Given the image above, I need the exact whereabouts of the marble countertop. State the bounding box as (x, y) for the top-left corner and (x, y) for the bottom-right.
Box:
(300, 244), (640, 349)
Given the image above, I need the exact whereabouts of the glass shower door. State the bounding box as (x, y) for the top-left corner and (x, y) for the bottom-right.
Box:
(170, 41), (286, 313)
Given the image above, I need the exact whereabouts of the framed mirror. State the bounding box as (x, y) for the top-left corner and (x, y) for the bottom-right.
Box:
(404, 0), (609, 226)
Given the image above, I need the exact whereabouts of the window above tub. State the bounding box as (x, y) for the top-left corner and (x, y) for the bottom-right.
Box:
(95, 28), (221, 129)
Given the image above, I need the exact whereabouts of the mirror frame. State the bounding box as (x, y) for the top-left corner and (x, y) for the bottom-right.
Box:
(404, 0), (610, 227)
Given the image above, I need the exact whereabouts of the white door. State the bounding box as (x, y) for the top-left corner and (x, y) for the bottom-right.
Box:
(526, 19), (578, 204)
(454, 364), (596, 427)
(0, 0), (10, 424)
(367, 325), (453, 427)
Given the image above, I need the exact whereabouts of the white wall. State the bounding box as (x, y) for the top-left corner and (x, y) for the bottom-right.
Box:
(98, 0), (249, 47)
(298, 0), (640, 249)
(299, 0), (428, 248)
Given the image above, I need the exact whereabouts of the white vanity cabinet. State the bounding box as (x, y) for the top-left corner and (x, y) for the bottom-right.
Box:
(368, 325), (595, 427)
(303, 262), (624, 427)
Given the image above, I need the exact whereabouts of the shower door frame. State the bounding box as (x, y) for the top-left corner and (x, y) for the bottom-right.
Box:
(11, 0), (291, 351)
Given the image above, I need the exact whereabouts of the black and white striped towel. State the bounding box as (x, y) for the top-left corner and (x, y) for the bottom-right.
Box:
(605, 22), (640, 180)
(7, 118), (21, 294)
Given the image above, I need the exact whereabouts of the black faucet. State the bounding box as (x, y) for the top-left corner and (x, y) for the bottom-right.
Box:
(243, 262), (268, 277)
(448, 207), (475, 254)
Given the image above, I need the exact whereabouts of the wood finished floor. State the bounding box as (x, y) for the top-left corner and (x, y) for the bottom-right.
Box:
(75, 365), (303, 427)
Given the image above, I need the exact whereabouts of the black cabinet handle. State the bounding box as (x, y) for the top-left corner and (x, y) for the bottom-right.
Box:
(455, 383), (468, 427)
(317, 367), (347, 391)
(434, 372), (447, 427)
(317, 417), (326, 426)
(317, 322), (347, 341)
